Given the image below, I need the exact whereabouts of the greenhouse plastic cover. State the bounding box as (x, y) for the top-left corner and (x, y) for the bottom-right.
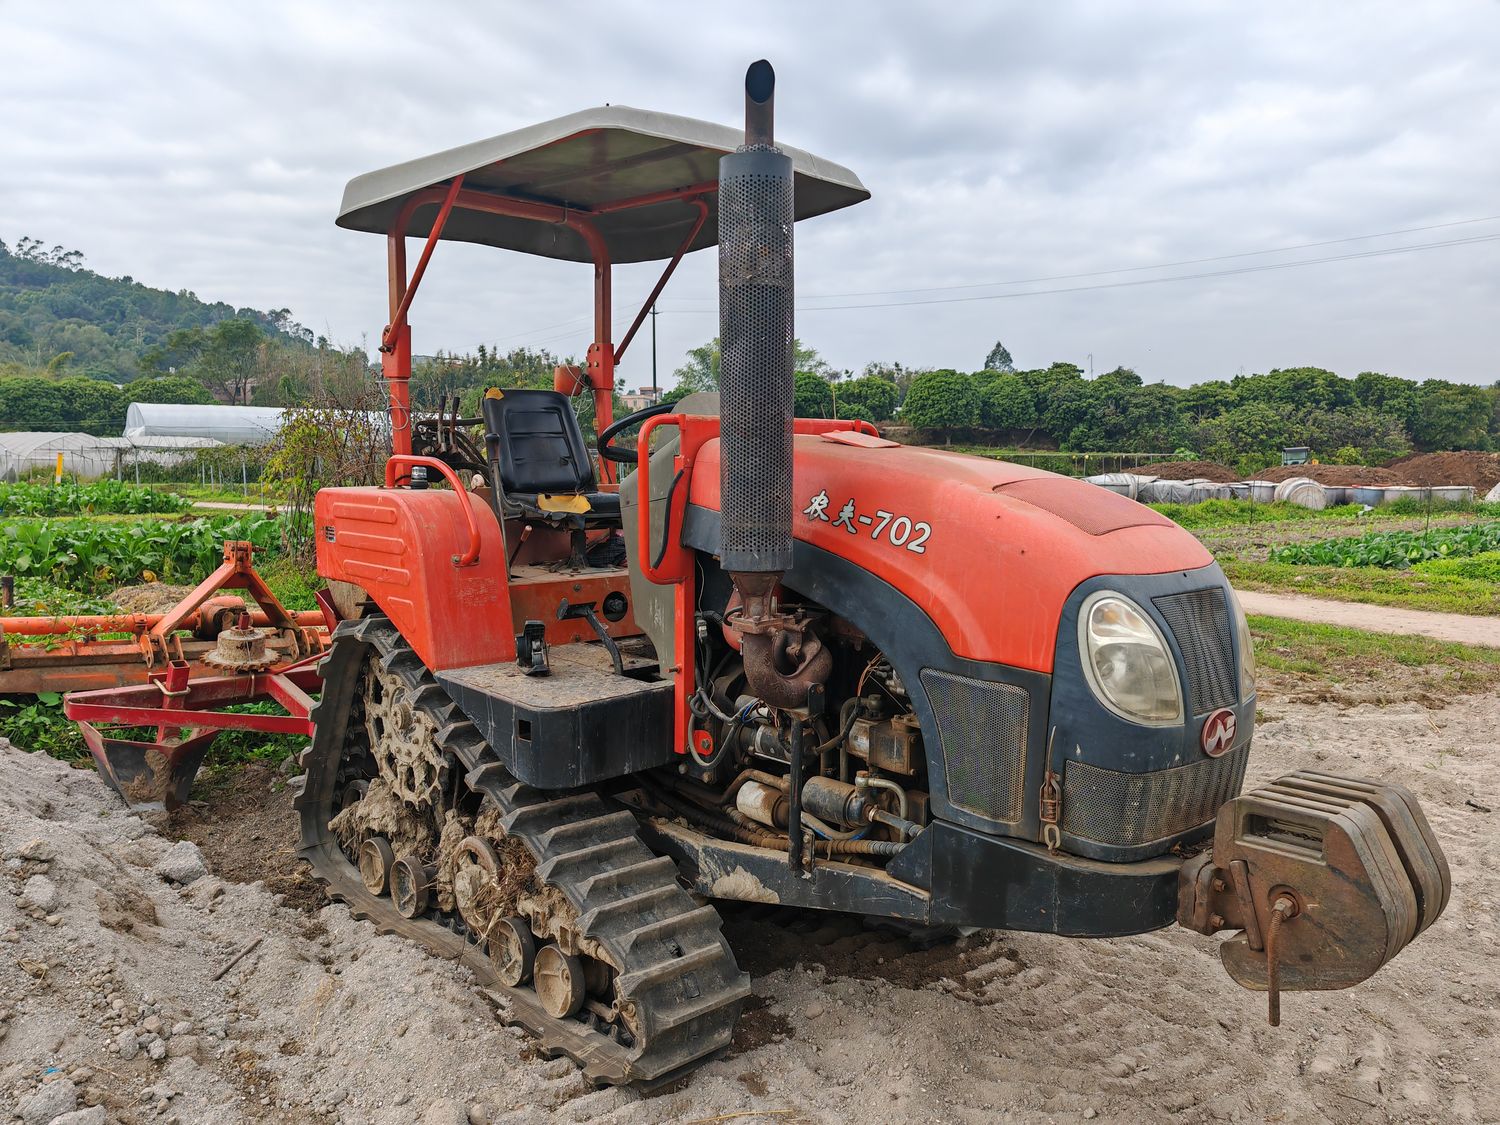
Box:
(0, 430), (221, 481)
(125, 402), (287, 445)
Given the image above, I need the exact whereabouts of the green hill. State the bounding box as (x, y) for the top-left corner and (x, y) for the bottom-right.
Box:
(0, 235), (308, 382)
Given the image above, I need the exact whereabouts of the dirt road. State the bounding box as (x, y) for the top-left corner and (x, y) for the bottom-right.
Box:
(1238, 589), (1500, 647)
(3, 685), (1495, 1123)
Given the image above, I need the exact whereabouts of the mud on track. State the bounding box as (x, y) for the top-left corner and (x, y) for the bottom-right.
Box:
(2, 687), (1496, 1123)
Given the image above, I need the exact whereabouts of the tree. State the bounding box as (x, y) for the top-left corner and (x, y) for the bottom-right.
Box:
(900, 370), (979, 433)
(1096, 365), (1142, 388)
(794, 370), (833, 417)
(1233, 366), (1355, 411)
(977, 373), (1037, 430)
(128, 375), (214, 405)
(1352, 370), (1418, 425)
(1174, 380), (1238, 421)
(793, 339), (834, 380)
(1410, 380), (1491, 450)
(671, 338), (720, 393)
(1192, 402), (1294, 464)
(983, 340), (1015, 372)
(189, 318), (264, 404)
(836, 376), (900, 421)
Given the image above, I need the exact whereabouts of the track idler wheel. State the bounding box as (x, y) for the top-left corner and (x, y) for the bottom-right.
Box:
(488, 916), (537, 987)
(391, 855), (435, 919)
(535, 944), (587, 1019)
(358, 836), (395, 895)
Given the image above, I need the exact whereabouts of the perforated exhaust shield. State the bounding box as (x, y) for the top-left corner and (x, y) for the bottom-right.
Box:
(717, 143), (794, 572)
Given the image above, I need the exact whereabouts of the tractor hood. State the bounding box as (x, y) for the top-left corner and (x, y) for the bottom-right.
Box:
(686, 434), (1212, 673)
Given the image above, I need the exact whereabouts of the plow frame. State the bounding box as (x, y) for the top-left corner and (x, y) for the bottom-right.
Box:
(1, 540), (331, 694)
(64, 655), (321, 810)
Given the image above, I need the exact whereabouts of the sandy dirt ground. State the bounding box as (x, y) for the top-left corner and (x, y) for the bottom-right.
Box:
(2, 684), (1496, 1124)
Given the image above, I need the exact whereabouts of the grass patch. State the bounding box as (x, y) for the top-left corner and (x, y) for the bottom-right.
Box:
(1249, 614), (1500, 703)
(0, 692), (86, 760)
(1151, 498), (1500, 530)
(1226, 559), (1500, 616)
(158, 484), (288, 505)
(259, 556), (324, 612)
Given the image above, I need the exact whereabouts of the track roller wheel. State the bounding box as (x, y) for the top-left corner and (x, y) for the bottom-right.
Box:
(488, 916), (537, 987)
(452, 835), (503, 933)
(358, 836), (395, 895)
(535, 944), (586, 1018)
(391, 855), (434, 919)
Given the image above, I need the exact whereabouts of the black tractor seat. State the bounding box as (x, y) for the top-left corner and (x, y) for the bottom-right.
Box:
(480, 388), (620, 528)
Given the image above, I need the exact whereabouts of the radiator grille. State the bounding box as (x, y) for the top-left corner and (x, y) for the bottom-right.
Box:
(920, 669), (1028, 824)
(1061, 744), (1249, 847)
(1153, 588), (1237, 714)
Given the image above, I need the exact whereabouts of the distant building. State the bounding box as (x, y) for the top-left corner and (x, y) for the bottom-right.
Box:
(619, 386), (664, 412)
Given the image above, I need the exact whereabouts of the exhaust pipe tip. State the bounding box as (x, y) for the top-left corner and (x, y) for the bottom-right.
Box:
(745, 59), (775, 147)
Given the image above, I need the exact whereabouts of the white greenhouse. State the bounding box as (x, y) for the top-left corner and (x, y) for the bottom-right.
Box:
(0, 431), (222, 482)
(124, 402), (287, 445)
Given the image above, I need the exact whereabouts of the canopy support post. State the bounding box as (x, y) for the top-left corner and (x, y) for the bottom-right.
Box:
(381, 175), (464, 458)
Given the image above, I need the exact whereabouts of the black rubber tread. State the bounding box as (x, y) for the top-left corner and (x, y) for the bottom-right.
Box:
(295, 616), (749, 1087)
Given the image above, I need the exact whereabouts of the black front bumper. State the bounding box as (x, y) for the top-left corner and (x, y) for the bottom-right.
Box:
(646, 812), (1189, 938)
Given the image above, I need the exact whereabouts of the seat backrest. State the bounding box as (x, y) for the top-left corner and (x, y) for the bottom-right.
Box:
(482, 389), (597, 495)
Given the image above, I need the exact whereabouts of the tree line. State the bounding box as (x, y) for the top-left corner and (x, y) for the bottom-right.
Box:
(665, 337), (1499, 471)
(2, 230), (1495, 469)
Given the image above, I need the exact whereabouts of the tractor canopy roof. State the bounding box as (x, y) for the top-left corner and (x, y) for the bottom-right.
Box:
(336, 105), (869, 264)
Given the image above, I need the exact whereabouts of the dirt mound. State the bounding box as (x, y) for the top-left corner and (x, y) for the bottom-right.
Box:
(109, 584), (202, 615)
(1139, 460), (1239, 482)
(4, 685), (1500, 1123)
(1386, 451), (1500, 492)
(1257, 464), (1405, 486)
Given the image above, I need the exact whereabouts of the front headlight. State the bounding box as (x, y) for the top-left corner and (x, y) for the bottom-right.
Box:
(1079, 592), (1183, 725)
(1228, 587), (1256, 699)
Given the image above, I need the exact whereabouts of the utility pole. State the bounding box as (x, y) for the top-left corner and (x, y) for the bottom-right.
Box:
(650, 305), (659, 401)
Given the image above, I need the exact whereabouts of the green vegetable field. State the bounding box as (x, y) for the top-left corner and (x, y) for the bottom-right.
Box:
(0, 479), (193, 516)
(1270, 522), (1500, 568)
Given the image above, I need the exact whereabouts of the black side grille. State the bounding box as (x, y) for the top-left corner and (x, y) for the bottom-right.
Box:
(1061, 744), (1249, 848)
(919, 669), (1027, 824)
(1153, 588), (1237, 714)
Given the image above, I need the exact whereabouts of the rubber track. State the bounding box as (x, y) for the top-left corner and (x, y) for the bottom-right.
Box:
(293, 616), (749, 1087)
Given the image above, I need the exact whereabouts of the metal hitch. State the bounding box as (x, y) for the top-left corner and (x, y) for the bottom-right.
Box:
(1179, 770), (1450, 1025)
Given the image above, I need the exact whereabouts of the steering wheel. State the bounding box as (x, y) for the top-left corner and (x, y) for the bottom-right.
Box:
(597, 400), (678, 465)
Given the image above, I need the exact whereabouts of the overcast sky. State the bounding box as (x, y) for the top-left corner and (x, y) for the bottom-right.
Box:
(4, 1), (1498, 389)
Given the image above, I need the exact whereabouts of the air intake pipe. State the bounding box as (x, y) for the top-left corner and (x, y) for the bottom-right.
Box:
(719, 60), (830, 712)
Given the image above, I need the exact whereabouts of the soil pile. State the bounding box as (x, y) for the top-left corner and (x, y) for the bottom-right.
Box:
(109, 585), (206, 615)
(1257, 464), (1405, 486)
(1139, 460), (1239, 482)
(3, 704), (1496, 1123)
(1387, 451), (1500, 493)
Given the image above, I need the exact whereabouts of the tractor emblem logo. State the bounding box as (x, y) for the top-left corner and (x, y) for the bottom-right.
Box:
(1201, 708), (1237, 757)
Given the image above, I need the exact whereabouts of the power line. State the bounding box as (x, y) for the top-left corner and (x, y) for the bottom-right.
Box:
(796, 214), (1500, 299)
(660, 214), (1500, 308)
(657, 230), (1500, 314)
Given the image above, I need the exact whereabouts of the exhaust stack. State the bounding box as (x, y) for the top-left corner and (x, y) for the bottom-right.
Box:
(718, 59), (795, 581)
(719, 61), (830, 713)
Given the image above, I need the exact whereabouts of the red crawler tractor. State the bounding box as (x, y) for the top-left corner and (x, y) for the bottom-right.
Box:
(78, 62), (1450, 1087)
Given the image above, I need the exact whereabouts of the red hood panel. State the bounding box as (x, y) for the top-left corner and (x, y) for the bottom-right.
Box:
(687, 437), (1212, 672)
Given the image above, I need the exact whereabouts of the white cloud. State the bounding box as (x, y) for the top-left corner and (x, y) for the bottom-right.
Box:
(2, 0), (1497, 387)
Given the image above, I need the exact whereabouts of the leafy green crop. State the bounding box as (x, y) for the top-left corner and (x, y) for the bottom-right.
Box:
(0, 514), (288, 589)
(0, 693), (87, 760)
(1271, 522), (1500, 568)
(0, 480), (192, 516)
